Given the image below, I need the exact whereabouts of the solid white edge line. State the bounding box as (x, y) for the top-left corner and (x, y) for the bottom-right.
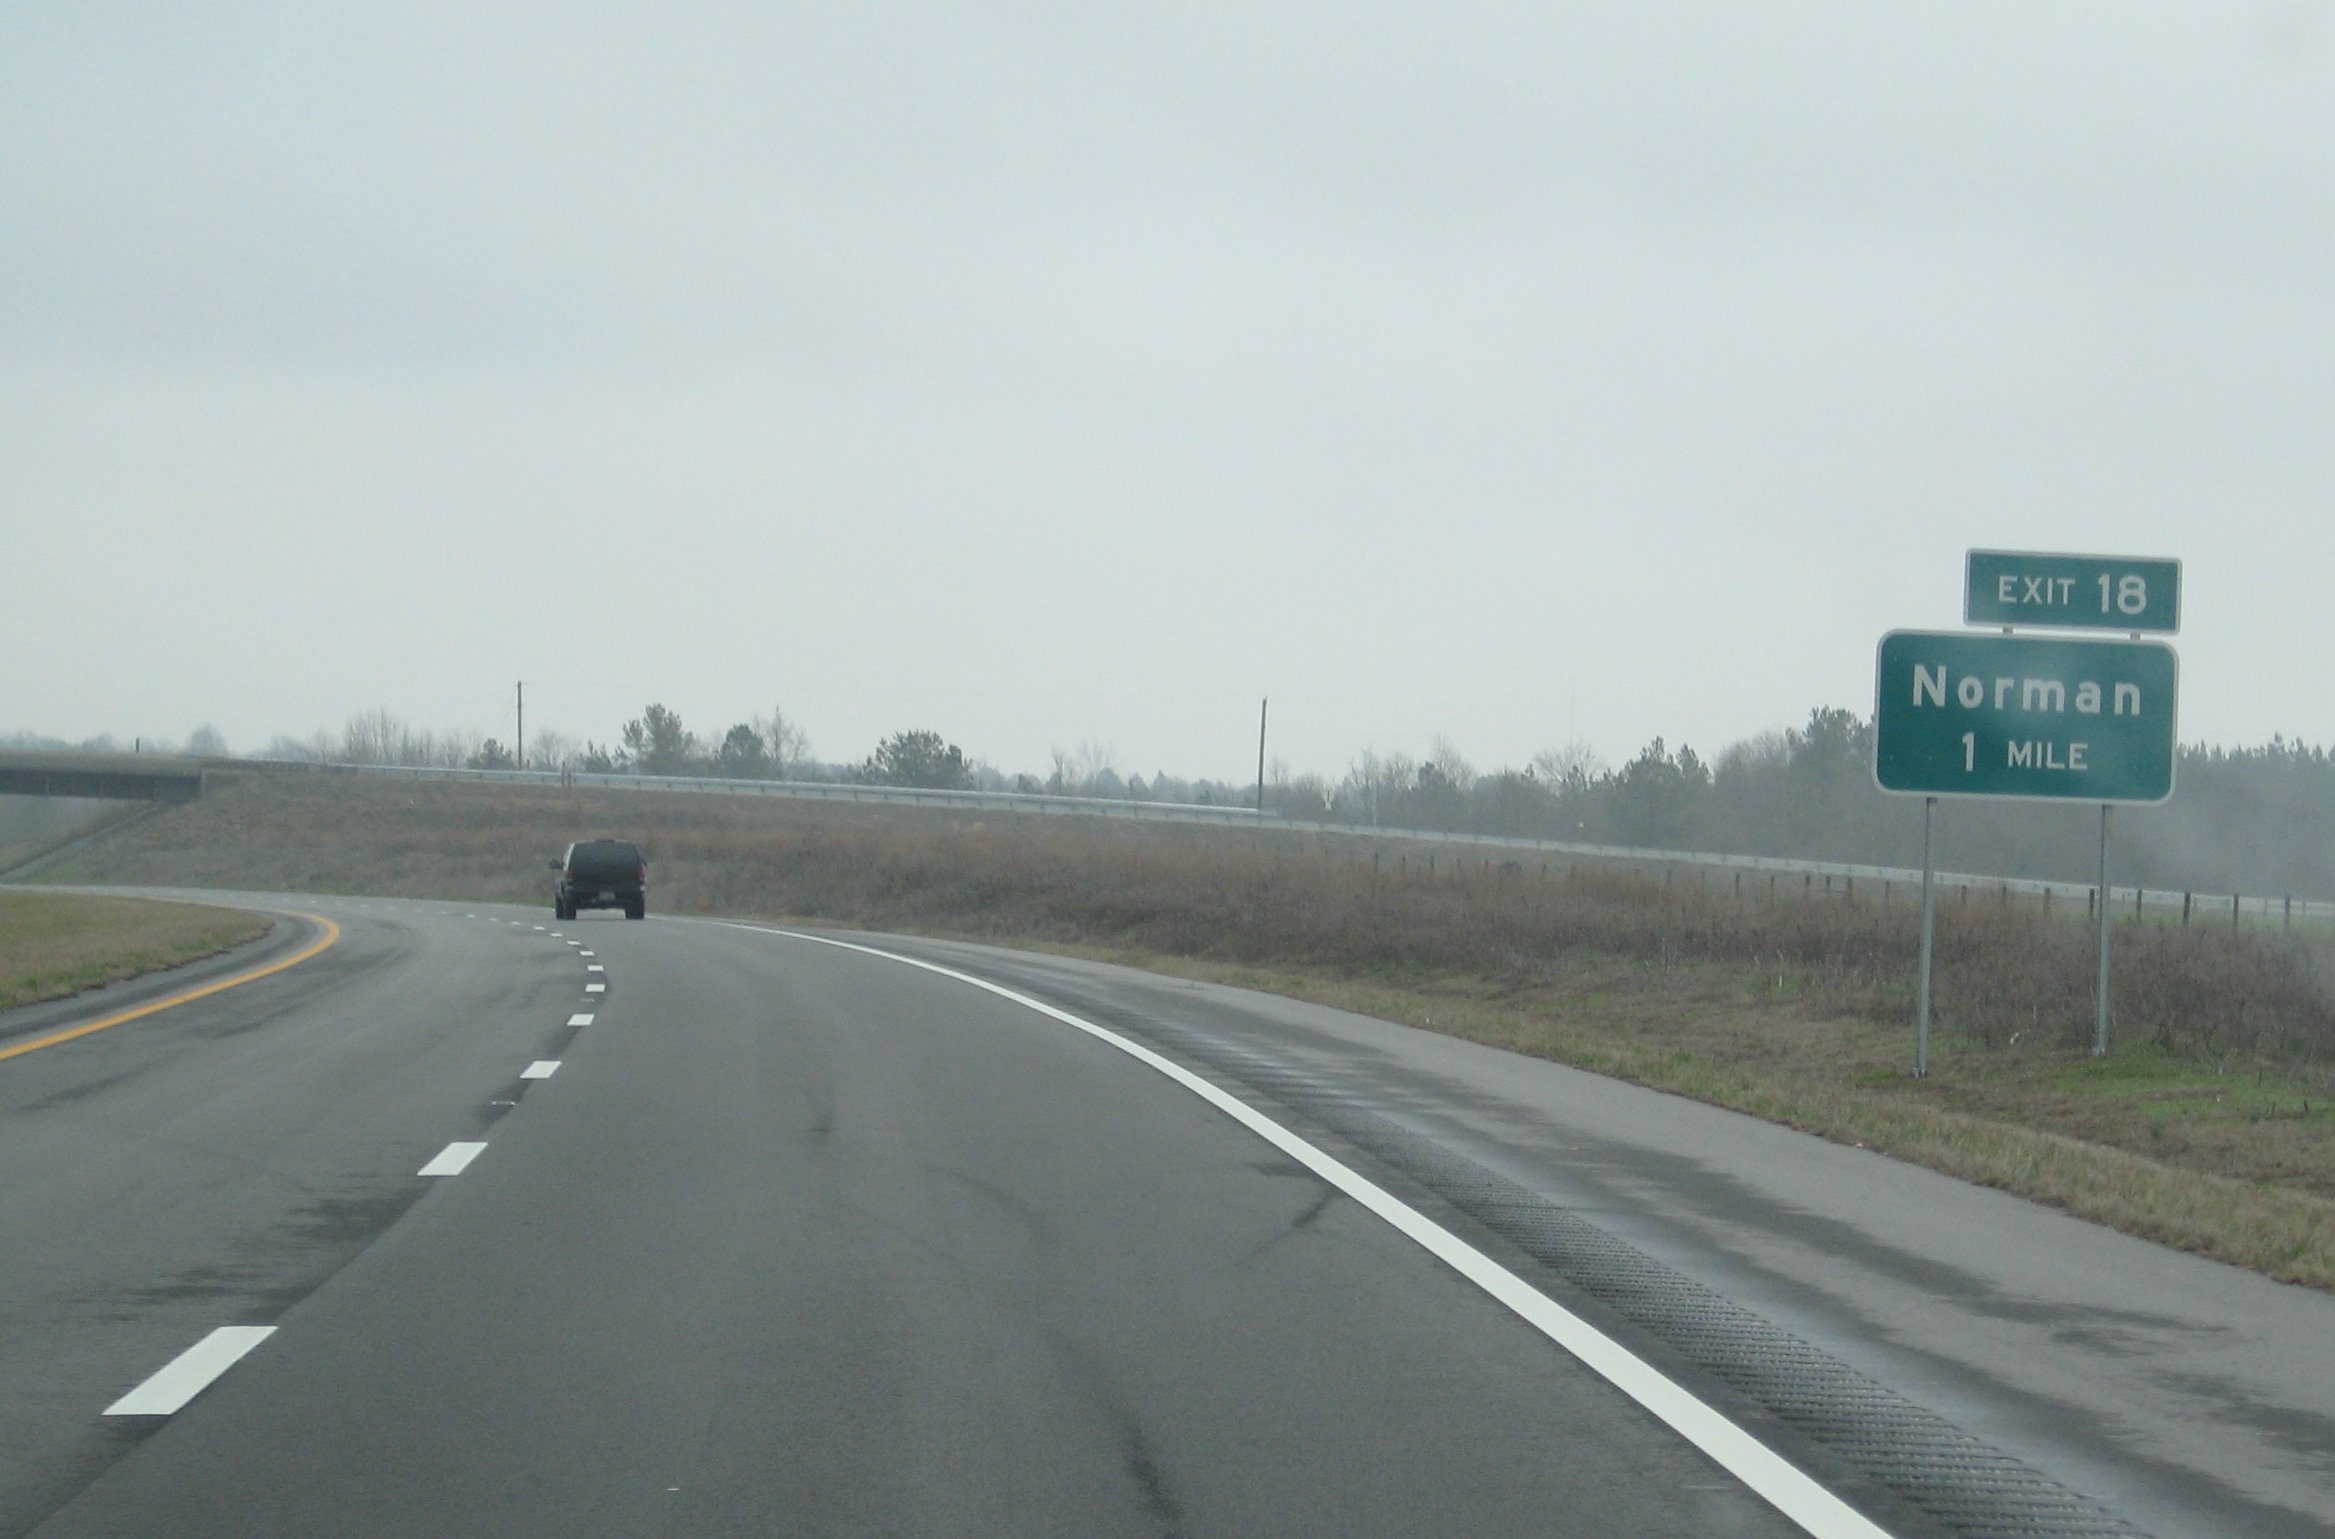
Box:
(104, 1325), (276, 1416)
(709, 920), (1895, 1539)
(521, 1060), (560, 1079)
(418, 1140), (487, 1176)
(566, 1012), (595, 1026)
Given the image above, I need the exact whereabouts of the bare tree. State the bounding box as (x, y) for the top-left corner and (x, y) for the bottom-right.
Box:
(528, 729), (579, 771)
(340, 709), (467, 767)
(1530, 740), (1607, 793)
(1338, 749), (1394, 825)
(1039, 739), (1123, 796)
(423, 728), (471, 768)
(342, 708), (399, 765)
(1074, 739), (1118, 792)
(1045, 739), (1119, 796)
(757, 708), (811, 777)
(1426, 734), (1477, 792)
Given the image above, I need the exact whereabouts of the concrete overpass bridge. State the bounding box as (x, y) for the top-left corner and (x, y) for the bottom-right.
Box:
(0, 749), (210, 803)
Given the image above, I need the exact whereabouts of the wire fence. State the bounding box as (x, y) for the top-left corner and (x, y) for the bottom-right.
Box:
(1288, 821), (2335, 926)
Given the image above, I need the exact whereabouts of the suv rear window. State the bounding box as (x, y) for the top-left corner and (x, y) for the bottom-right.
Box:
(567, 841), (641, 878)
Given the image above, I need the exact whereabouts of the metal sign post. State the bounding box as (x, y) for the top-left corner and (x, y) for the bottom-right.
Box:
(1916, 796), (1936, 1078)
(2095, 805), (2112, 1056)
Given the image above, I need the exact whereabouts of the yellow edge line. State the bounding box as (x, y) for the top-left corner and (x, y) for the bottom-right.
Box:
(0, 912), (343, 1064)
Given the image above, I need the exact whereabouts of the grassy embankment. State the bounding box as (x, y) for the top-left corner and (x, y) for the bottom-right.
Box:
(0, 798), (150, 879)
(0, 891), (272, 1012)
(43, 769), (2335, 1287)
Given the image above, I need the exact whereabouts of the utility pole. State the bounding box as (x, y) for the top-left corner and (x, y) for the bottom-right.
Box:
(1255, 697), (1268, 815)
(516, 681), (524, 770)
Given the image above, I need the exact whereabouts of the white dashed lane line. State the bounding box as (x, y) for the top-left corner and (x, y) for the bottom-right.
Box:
(99, 907), (591, 1418)
(586, 965), (604, 973)
(105, 1326), (276, 1417)
(418, 1142), (488, 1177)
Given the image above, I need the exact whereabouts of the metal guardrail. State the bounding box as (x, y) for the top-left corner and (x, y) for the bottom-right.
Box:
(221, 757), (2335, 923)
(257, 759), (1271, 828)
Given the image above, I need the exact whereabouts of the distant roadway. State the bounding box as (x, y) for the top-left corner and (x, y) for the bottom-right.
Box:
(1, 890), (2330, 1537)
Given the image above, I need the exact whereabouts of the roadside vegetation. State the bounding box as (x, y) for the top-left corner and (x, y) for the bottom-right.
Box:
(18, 706), (2335, 900)
(0, 891), (270, 1013)
(38, 770), (2335, 1286)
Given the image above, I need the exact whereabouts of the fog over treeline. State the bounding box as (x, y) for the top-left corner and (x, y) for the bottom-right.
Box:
(7, 705), (2332, 901)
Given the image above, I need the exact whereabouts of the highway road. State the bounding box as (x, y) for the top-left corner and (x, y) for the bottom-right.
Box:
(2, 891), (2331, 1537)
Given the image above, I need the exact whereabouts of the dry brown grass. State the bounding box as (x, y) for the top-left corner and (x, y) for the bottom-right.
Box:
(0, 891), (271, 1012)
(40, 769), (2335, 1285)
(1055, 956), (2335, 1287)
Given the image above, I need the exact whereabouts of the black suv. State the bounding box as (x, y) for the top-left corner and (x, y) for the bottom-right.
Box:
(552, 839), (647, 921)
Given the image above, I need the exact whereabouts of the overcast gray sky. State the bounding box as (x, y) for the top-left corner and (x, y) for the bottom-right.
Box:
(6, 3), (2329, 782)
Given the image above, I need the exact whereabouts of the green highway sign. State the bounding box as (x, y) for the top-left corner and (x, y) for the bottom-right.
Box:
(1964, 550), (2181, 634)
(1874, 630), (2178, 802)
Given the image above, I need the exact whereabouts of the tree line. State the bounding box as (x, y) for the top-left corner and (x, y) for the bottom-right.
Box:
(1266, 709), (2335, 900)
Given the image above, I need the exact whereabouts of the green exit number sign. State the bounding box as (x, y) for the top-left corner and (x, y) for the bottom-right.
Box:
(1965, 550), (2181, 634)
(1874, 631), (2178, 803)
